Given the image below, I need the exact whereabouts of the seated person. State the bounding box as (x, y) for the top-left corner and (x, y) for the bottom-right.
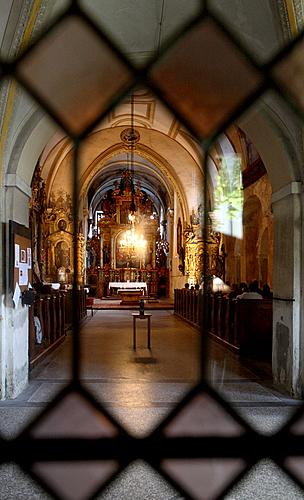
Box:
(262, 283), (273, 299)
(236, 281), (262, 300)
(252, 279), (263, 295)
(238, 282), (248, 295)
(228, 283), (238, 299)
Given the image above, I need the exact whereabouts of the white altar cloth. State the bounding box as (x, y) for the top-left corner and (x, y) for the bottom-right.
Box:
(109, 282), (147, 290)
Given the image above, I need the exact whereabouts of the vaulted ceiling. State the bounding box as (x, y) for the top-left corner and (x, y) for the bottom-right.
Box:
(0, 0), (302, 210)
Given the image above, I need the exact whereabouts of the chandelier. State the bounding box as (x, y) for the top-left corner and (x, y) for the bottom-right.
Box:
(120, 213), (147, 255)
(119, 92), (147, 256)
(120, 229), (147, 253)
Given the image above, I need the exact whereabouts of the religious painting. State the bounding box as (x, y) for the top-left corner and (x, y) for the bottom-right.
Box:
(9, 220), (32, 292)
(57, 219), (67, 231)
(55, 240), (70, 269)
(20, 249), (27, 263)
(115, 245), (140, 269)
(116, 234), (140, 269)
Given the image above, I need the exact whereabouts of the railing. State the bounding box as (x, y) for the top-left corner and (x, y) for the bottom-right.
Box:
(174, 289), (273, 359)
(29, 288), (87, 368)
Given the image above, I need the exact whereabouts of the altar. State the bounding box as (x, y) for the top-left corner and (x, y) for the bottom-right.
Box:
(109, 281), (147, 305)
(109, 282), (147, 294)
(118, 289), (143, 305)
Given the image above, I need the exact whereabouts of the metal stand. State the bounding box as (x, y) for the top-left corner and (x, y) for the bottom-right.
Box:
(132, 313), (152, 350)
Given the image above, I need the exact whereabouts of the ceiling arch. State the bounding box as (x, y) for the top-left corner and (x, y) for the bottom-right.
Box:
(78, 140), (188, 220)
(88, 152), (172, 217)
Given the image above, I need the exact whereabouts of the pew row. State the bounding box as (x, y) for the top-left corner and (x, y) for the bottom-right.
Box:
(29, 289), (87, 369)
(174, 289), (272, 359)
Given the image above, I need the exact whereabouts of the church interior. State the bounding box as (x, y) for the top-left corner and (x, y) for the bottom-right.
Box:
(1, 1), (304, 499)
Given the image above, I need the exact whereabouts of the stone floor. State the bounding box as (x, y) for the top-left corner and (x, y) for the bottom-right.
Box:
(0, 310), (303, 499)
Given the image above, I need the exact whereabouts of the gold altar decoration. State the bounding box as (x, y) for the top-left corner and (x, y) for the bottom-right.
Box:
(29, 178), (85, 284)
(120, 215), (147, 254)
(97, 169), (157, 270)
(44, 190), (74, 283)
(183, 216), (224, 285)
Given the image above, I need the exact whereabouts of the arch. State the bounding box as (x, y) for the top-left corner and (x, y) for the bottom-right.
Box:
(78, 141), (189, 222)
(7, 113), (56, 186)
(5, 91), (304, 399)
(239, 106), (301, 191)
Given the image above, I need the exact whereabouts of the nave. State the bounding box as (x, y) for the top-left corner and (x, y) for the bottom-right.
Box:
(0, 310), (302, 499)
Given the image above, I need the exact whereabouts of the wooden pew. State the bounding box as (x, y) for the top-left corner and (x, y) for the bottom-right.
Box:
(174, 288), (273, 360)
(234, 298), (273, 359)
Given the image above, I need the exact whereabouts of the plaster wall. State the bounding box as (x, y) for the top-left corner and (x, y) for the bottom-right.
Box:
(0, 183), (31, 399)
(272, 190), (302, 397)
(3, 302), (28, 398)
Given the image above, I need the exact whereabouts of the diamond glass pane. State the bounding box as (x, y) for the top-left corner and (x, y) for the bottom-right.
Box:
(226, 459), (304, 499)
(0, 463), (53, 499)
(163, 393), (245, 437)
(284, 457), (304, 487)
(289, 411), (304, 434)
(162, 458), (246, 500)
(29, 392), (119, 438)
(209, 0), (288, 63)
(31, 461), (118, 500)
(272, 38), (304, 114)
(16, 16), (133, 135)
(150, 18), (262, 138)
(99, 460), (179, 499)
(79, 0), (201, 67)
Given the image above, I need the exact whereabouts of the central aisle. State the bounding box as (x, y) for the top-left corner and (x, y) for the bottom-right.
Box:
(0, 310), (303, 499)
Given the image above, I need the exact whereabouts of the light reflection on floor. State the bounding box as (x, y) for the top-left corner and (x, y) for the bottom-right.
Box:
(0, 310), (302, 499)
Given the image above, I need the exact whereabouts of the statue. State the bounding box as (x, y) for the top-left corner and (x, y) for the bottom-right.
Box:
(57, 266), (66, 283)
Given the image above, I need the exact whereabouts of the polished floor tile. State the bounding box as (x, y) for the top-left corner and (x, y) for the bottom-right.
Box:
(0, 309), (302, 499)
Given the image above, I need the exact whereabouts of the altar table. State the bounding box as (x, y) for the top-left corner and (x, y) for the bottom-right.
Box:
(109, 282), (147, 293)
(119, 289), (143, 305)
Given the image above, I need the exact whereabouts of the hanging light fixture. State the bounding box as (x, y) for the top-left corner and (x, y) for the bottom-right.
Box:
(129, 91), (136, 214)
(119, 91), (147, 259)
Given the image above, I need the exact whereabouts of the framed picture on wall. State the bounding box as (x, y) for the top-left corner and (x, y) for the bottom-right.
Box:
(20, 249), (26, 263)
(9, 221), (32, 292)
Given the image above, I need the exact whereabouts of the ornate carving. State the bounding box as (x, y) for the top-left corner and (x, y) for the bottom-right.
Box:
(277, 0), (295, 40)
(156, 238), (169, 268)
(120, 127), (140, 149)
(181, 216), (225, 284)
(29, 164), (86, 284)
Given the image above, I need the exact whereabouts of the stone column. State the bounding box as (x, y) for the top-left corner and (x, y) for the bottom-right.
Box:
(272, 182), (302, 397)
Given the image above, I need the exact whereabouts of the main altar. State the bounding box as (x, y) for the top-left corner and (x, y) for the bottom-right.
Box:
(86, 169), (169, 298)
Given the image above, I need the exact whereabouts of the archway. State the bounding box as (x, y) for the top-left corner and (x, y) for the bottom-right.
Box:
(1, 93), (302, 398)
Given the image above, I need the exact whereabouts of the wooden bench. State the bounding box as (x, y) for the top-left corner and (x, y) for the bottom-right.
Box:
(234, 298), (273, 359)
